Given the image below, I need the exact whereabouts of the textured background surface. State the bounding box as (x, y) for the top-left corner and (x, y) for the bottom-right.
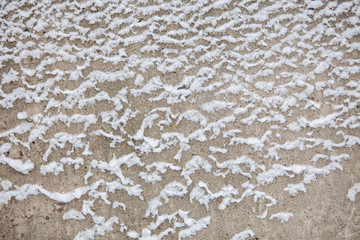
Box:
(0, 0), (359, 239)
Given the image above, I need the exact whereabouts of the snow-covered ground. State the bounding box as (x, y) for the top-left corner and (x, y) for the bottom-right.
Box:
(0, 0), (359, 239)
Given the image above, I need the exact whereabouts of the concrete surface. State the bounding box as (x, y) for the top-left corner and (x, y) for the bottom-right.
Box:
(0, 0), (359, 239)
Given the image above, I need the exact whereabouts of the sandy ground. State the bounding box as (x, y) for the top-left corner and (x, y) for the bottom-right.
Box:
(0, 0), (360, 239)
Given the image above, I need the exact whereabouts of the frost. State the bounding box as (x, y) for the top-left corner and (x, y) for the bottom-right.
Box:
(1, 0), (359, 238)
(257, 208), (268, 219)
(63, 209), (86, 221)
(209, 146), (228, 154)
(201, 101), (236, 113)
(146, 181), (188, 217)
(82, 142), (93, 156)
(112, 201), (126, 211)
(347, 183), (360, 202)
(42, 132), (86, 162)
(0, 179), (12, 191)
(178, 216), (211, 239)
(17, 111), (28, 119)
(181, 156), (212, 186)
(212, 155), (258, 178)
(190, 181), (239, 211)
(91, 130), (124, 148)
(133, 210), (211, 239)
(178, 110), (208, 127)
(127, 231), (139, 239)
(91, 153), (144, 185)
(40, 162), (64, 176)
(230, 229), (255, 240)
(0, 155), (34, 174)
(254, 81), (274, 92)
(257, 154), (349, 196)
(269, 212), (293, 223)
(139, 162), (181, 184)
(74, 216), (119, 240)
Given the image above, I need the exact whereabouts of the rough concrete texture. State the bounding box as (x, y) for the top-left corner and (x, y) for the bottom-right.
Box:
(0, 0), (360, 239)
